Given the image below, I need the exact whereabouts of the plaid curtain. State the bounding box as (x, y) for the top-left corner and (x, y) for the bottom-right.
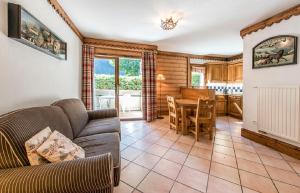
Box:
(142, 52), (157, 122)
(82, 45), (95, 110)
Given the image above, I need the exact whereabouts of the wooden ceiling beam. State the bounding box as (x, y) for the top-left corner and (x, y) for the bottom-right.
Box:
(83, 37), (158, 51)
(240, 4), (300, 38)
(47, 0), (84, 41)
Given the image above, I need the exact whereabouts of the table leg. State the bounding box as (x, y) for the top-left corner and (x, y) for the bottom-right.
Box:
(181, 107), (187, 135)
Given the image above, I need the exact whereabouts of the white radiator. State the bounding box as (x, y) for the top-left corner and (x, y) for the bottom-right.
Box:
(257, 86), (300, 142)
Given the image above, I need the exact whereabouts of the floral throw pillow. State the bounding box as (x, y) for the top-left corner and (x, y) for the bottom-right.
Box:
(37, 130), (85, 163)
(25, 127), (52, 166)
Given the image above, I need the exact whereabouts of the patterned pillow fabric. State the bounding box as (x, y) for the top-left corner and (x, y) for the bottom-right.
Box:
(37, 130), (85, 163)
(25, 127), (52, 166)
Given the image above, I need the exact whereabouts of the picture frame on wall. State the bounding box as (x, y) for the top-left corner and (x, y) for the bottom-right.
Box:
(252, 35), (297, 69)
(8, 3), (67, 60)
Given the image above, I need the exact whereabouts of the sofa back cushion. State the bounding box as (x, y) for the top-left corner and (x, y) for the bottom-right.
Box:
(52, 99), (89, 137)
(0, 106), (73, 169)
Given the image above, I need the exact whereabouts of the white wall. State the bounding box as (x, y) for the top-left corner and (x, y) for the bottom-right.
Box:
(0, 0), (82, 115)
(243, 16), (300, 145)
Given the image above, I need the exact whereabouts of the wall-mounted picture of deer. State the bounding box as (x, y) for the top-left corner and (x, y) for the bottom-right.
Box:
(253, 35), (297, 69)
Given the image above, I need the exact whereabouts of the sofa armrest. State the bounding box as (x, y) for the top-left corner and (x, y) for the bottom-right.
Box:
(88, 109), (118, 120)
(0, 153), (113, 193)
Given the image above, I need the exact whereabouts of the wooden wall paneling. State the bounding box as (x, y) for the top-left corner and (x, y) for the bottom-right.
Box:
(240, 4), (300, 38)
(156, 53), (188, 114)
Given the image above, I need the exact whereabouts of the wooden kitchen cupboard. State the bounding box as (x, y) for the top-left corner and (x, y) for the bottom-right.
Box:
(207, 63), (227, 83)
(227, 62), (243, 83)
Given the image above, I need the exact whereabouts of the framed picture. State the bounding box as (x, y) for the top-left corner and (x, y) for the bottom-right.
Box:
(253, 35), (297, 69)
(8, 3), (67, 60)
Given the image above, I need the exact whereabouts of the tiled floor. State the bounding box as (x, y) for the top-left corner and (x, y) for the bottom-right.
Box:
(115, 116), (300, 193)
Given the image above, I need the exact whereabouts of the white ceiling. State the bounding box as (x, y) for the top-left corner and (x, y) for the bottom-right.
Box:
(58, 0), (299, 55)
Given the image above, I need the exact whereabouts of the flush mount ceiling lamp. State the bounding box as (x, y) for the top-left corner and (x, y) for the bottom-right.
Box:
(161, 16), (179, 30)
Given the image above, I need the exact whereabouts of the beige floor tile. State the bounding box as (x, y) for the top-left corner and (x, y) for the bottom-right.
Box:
(214, 144), (235, 156)
(121, 136), (138, 145)
(212, 152), (237, 168)
(121, 163), (149, 187)
(215, 133), (232, 141)
(171, 142), (192, 154)
(156, 138), (174, 148)
(239, 170), (278, 193)
(153, 159), (182, 180)
(137, 172), (174, 193)
(214, 138), (233, 147)
(121, 158), (130, 170)
(237, 158), (269, 177)
(289, 161), (300, 173)
(190, 146), (212, 160)
(176, 166), (208, 193)
(170, 182), (201, 193)
(184, 155), (211, 173)
(265, 165), (300, 187)
(194, 139), (214, 150)
(163, 149), (188, 164)
(146, 144), (168, 157)
(255, 147), (283, 159)
(114, 181), (134, 193)
(131, 140), (153, 150)
(133, 152), (160, 169)
(207, 176), (242, 193)
(274, 180), (300, 193)
(121, 147), (143, 161)
(242, 187), (260, 193)
(260, 155), (293, 171)
(235, 149), (261, 163)
(210, 162), (240, 184)
(177, 135), (196, 146)
(233, 143), (256, 153)
(132, 190), (142, 193)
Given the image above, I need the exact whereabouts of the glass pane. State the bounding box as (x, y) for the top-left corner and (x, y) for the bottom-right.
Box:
(192, 71), (205, 87)
(119, 57), (143, 119)
(94, 58), (116, 110)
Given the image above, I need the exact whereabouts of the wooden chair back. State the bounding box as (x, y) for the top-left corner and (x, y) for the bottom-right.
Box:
(195, 98), (215, 121)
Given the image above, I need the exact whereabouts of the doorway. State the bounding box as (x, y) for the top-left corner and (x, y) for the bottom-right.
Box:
(93, 57), (143, 119)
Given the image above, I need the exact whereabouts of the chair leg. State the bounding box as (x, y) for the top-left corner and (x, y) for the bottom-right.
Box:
(208, 124), (213, 140)
(175, 117), (179, 134)
(195, 122), (200, 141)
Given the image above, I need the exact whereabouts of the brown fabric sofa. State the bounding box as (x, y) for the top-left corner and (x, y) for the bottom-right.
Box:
(0, 98), (120, 193)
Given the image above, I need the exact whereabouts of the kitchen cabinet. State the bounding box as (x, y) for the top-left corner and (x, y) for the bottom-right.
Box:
(227, 62), (243, 83)
(235, 63), (243, 82)
(228, 95), (243, 119)
(207, 63), (227, 83)
(216, 95), (227, 116)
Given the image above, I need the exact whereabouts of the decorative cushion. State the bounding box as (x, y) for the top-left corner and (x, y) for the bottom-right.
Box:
(25, 127), (52, 166)
(37, 131), (85, 163)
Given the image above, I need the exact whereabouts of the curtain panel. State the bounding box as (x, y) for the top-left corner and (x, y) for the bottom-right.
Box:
(142, 51), (157, 122)
(82, 45), (95, 110)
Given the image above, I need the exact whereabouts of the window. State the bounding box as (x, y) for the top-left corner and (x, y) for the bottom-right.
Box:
(191, 66), (205, 87)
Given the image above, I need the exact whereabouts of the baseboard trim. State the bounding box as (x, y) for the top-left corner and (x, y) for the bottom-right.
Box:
(241, 128), (300, 160)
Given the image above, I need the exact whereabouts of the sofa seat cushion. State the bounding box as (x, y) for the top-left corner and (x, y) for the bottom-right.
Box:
(78, 117), (120, 137)
(73, 133), (120, 167)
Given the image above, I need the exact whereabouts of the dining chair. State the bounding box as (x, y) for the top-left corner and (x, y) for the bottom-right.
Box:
(187, 98), (215, 141)
(166, 96), (181, 133)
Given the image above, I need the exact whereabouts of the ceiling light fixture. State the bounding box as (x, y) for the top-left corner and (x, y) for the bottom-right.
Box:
(161, 17), (179, 30)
